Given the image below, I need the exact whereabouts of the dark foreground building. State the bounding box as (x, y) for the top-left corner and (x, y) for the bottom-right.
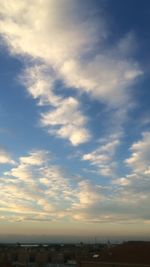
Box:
(0, 241), (150, 267)
(79, 241), (150, 267)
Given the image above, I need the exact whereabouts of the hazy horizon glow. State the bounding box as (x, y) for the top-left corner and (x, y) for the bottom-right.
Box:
(0, 0), (150, 240)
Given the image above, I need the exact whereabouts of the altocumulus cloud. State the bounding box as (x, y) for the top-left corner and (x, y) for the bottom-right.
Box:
(82, 134), (120, 176)
(0, 147), (15, 165)
(1, 1), (149, 227)
(0, 148), (150, 224)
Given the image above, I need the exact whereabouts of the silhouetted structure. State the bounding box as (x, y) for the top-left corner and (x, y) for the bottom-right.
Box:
(79, 241), (150, 266)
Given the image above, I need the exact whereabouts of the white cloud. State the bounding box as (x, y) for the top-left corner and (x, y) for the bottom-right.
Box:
(0, 0), (143, 146)
(0, 0), (99, 63)
(60, 56), (142, 108)
(71, 179), (150, 223)
(82, 137), (120, 176)
(0, 148), (15, 164)
(72, 180), (102, 209)
(20, 64), (90, 146)
(112, 177), (130, 186)
(110, 132), (150, 212)
(0, 1), (149, 225)
(5, 150), (50, 179)
(41, 97), (90, 145)
(20, 150), (50, 165)
(1, 149), (75, 221)
(1, 147), (150, 224)
(125, 132), (150, 174)
(5, 164), (32, 180)
(20, 65), (61, 107)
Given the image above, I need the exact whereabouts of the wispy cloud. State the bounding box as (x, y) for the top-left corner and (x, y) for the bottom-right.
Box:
(41, 96), (91, 146)
(125, 132), (150, 174)
(0, 147), (15, 164)
(82, 135), (120, 176)
(60, 54), (142, 108)
(0, 0), (149, 229)
(20, 64), (91, 146)
(20, 150), (50, 165)
(0, 0), (142, 146)
(0, 147), (150, 224)
(1, 149), (72, 221)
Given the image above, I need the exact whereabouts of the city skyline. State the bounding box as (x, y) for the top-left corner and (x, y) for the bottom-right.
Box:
(0, 0), (150, 240)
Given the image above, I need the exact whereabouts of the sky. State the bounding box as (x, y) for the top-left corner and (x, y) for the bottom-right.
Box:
(0, 0), (150, 242)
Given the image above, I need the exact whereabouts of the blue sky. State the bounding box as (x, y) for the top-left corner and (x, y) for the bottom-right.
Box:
(0, 0), (150, 241)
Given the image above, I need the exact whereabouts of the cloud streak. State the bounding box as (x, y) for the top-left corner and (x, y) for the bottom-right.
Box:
(0, 0), (149, 231)
(0, 0), (142, 146)
(0, 147), (15, 164)
(82, 135), (120, 176)
(125, 132), (150, 174)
